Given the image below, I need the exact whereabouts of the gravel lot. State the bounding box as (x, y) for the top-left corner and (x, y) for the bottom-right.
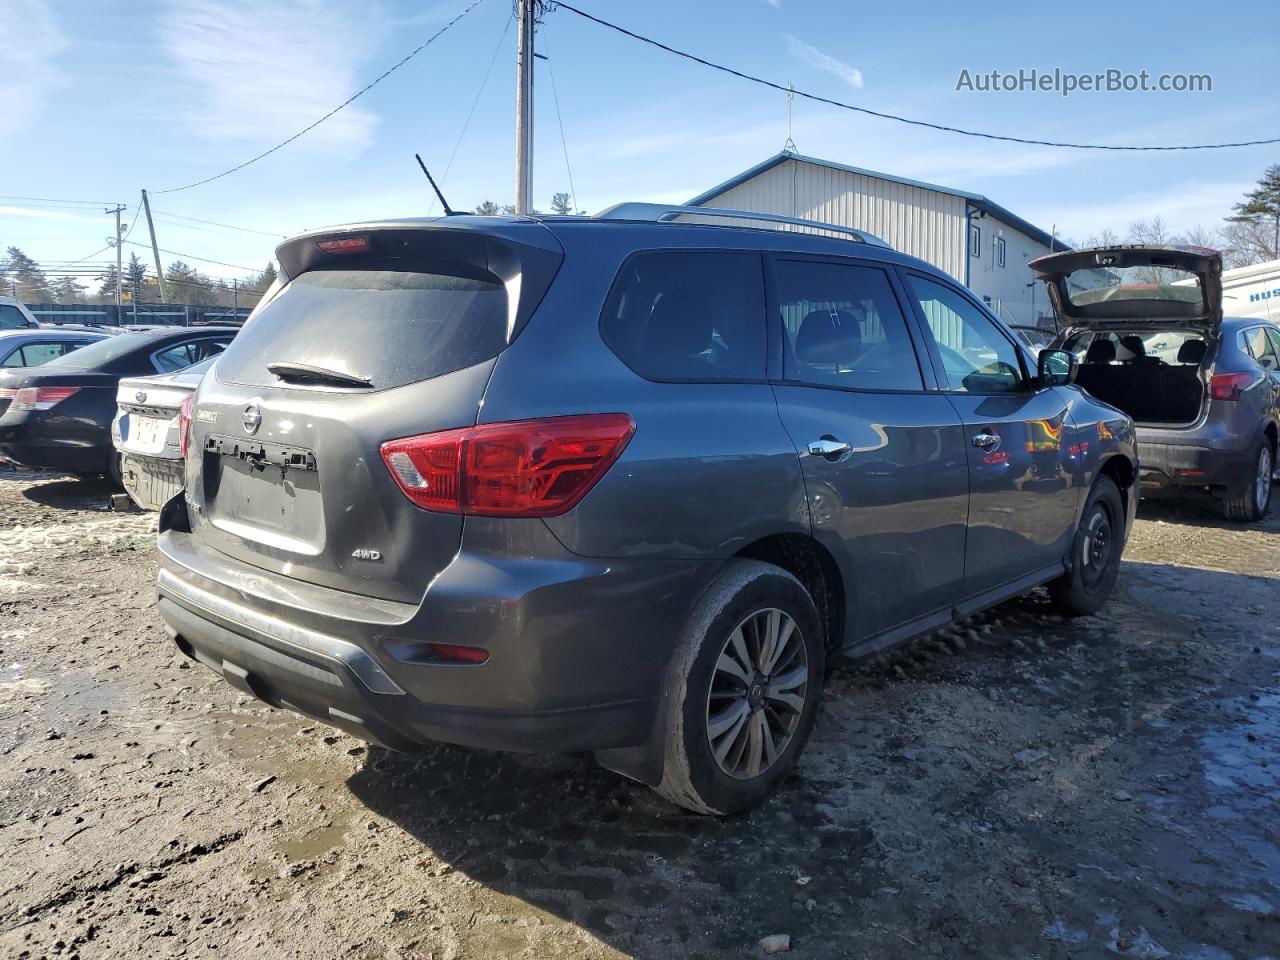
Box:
(1, 470), (1277, 960)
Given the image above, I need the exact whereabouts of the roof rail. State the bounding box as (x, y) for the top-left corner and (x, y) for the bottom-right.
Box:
(593, 202), (891, 249)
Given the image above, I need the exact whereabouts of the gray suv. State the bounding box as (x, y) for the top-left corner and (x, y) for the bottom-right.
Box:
(156, 206), (1138, 814)
(1033, 245), (1279, 521)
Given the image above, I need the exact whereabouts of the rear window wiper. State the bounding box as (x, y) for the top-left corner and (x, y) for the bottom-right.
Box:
(266, 361), (373, 388)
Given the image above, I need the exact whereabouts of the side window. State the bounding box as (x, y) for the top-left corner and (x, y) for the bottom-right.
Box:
(906, 274), (1025, 393)
(1266, 329), (1280, 368)
(1, 346), (25, 367)
(20, 343), (66, 366)
(153, 342), (199, 372)
(0, 305), (29, 329)
(775, 260), (923, 391)
(995, 236), (1007, 268)
(599, 251), (765, 381)
(197, 338), (230, 360)
(1243, 327), (1278, 370)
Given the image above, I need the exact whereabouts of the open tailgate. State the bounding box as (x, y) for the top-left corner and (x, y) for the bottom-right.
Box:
(1031, 244), (1222, 329)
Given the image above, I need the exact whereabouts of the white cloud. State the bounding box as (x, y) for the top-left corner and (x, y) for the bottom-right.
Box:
(1022, 180), (1252, 242)
(0, 0), (68, 136)
(0, 206), (103, 224)
(763, 0), (781, 7)
(160, 0), (388, 152)
(783, 34), (863, 89)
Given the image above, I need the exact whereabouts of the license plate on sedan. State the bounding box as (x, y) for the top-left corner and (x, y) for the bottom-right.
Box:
(126, 415), (172, 455)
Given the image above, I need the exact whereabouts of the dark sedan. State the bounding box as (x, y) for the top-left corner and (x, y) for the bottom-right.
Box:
(0, 329), (110, 417)
(0, 327), (237, 479)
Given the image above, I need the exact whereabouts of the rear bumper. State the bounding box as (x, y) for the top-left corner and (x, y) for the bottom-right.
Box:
(155, 515), (714, 755)
(120, 453), (183, 510)
(1137, 439), (1254, 493)
(0, 414), (113, 474)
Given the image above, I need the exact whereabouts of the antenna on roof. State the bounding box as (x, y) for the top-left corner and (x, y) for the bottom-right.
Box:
(415, 154), (456, 216)
(782, 81), (797, 153)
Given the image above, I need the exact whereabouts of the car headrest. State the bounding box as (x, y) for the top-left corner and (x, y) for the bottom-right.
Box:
(644, 291), (713, 358)
(1176, 339), (1207, 364)
(1084, 339), (1116, 363)
(1119, 334), (1146, 357)
(796, 309), (862, 365)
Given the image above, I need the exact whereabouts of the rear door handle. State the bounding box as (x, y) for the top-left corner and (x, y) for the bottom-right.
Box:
(971, 432), (999, 449)
(808, 437), (851, 460)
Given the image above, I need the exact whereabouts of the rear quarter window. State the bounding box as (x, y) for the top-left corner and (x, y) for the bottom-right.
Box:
(215, 266), (508, 390)
(599, 251), (766, 381)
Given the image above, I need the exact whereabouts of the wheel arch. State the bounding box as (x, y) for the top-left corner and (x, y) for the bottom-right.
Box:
(1097, 453), (1136, 517)
(733, 533), (845, 654)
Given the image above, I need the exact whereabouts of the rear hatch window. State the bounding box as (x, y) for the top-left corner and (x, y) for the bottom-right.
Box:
(1031, 245), (1222, 328)
(216, 266), (508, 391)
(217, 224), (563, 392)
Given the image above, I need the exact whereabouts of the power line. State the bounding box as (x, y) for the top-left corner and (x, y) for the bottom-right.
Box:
(151, 210), (286, 239)
(122, 240), (258, 272)
(542, 31), (578, 213)
(0, 194), (125, 207)
(429, 11), (514, 215)
(153, 0), (488, 196)
(552, 3), (1280, 152)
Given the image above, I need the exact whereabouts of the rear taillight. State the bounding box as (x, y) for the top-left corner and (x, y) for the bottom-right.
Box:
(13, 386), (80, 411)
(1210, 372), (1255, 401)
(380, 413), (635, 518)
(0, 388), (16, 400)
(178, 394), (195, 457)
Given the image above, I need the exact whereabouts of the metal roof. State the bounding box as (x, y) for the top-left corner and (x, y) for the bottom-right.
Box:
(687, 151), (1066, 251)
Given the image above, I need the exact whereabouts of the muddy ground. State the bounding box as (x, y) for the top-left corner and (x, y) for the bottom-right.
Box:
(0, 470), (1276, 960)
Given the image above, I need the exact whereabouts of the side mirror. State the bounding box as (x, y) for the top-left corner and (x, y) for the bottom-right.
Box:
(1037, 348), (1076, 387)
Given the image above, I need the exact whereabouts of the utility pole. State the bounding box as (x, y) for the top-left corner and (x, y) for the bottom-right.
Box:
(140, 190), (169, 304)
(232, 278), (239, 316)
(106, 204), (125, 323)
(514, 0), (536, 214)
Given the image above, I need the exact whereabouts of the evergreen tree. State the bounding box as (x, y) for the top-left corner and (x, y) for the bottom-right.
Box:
(52, 276), (85, 303)
(165, 260), (217, 306)
(95, 265), (121, 305)
(125, 252), (154, 304)
(5, 246), (52, 302)
(550, 192), (573, 215)
(1226, 164), (1280, 263)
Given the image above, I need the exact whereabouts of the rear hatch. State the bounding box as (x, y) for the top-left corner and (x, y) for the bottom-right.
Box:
(1031, 244), (1223, 330)
(185, 219), (563, 604)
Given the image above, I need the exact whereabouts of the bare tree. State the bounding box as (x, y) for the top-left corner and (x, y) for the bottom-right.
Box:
(1179, 223), (1222, 249)
(1220, 219), (1277, 269)
(1083, 227), (1121, 248)
(1126, 217), (1173, 245)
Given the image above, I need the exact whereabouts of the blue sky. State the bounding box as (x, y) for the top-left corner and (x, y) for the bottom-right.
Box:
(2, 0), (1276, 283)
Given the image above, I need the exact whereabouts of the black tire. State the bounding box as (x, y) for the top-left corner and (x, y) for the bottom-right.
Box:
(106, 453), (124, 490)
(655, 560), (825, 815)
(1048, 476), (1125, 617)
(1221, 439), (1273, 523)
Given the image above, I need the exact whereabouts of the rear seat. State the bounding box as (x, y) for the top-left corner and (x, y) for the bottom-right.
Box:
(1074, 337), (1205, 424)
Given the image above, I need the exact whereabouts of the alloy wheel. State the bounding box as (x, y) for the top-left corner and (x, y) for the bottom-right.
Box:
(705, 608), (808, 780)
(1257, 445), (1273, 515)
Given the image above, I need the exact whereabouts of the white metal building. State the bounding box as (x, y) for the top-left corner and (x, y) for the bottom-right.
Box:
(687, 151), (1066, 328)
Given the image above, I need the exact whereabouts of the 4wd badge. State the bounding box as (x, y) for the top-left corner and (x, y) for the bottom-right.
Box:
(351, 548), (382, 562)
